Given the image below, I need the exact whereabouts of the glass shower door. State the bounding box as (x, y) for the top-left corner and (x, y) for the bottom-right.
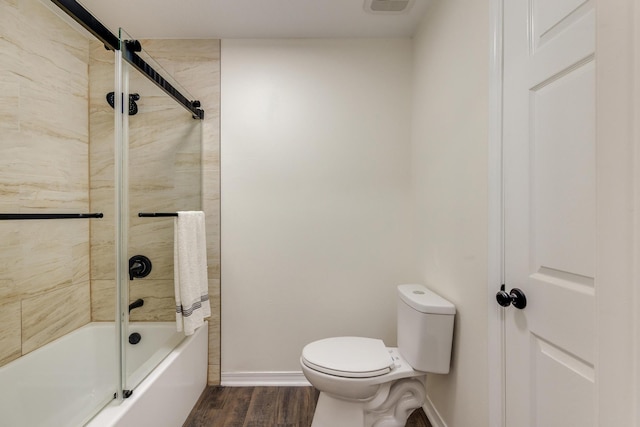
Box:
(116, 28), (203, 395)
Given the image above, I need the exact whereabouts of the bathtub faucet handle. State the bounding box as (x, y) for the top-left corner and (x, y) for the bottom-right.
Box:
(129, 255), (152, 280)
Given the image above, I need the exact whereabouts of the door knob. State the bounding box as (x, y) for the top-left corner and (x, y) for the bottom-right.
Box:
(496, 285), (527, 309)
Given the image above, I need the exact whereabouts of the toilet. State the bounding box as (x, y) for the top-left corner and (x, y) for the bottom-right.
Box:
(300, 284), (455, 427)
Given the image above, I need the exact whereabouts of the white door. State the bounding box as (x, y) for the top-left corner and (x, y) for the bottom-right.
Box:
(502, 0), (596, 425)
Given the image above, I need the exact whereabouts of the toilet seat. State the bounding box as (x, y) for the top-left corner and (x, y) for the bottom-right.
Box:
(301, 337), (394, 378)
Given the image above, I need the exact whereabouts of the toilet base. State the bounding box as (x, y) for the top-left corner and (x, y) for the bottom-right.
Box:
(311, 393), (367, 427)
(311, 376), (426, 427)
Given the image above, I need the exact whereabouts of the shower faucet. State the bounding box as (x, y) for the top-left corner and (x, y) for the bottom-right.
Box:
(106, 91), (140, 115)
(129, 255), (152, 280)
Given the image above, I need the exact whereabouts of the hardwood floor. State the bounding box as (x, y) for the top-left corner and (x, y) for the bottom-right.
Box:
(184, 386), (432, 427)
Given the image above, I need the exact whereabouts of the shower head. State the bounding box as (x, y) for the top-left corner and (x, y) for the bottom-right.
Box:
(106, 92), (140, 115)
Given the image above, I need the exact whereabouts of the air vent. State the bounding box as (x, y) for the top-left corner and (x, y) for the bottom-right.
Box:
(365, 0), (413, 13)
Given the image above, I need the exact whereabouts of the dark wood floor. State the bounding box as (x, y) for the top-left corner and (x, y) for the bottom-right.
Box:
(184, 386), (432, 427)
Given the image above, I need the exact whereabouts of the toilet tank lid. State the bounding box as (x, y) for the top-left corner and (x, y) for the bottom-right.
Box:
(397, 284), (456, 315)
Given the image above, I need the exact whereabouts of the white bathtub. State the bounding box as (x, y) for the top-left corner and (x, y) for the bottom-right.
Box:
(0, 321), (207, 427)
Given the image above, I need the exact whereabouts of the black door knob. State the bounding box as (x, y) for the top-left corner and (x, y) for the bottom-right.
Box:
(496, 286), (527, 309)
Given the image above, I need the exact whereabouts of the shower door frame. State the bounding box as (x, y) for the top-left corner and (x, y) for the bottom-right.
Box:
(50, 0), (204, 119)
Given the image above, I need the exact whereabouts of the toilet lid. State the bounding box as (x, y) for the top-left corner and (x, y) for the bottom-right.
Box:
(302, 337), (394, 378)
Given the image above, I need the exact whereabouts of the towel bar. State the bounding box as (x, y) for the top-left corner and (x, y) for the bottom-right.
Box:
(0, 213), (103, 220)
(138, 213), (178, 217)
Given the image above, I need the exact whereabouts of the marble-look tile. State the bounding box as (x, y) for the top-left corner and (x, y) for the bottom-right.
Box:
(0, 0), (19, 18)
(1, 136), (88, 211)
(88, 41), (115, 95)
(0, 222), (90, 301)
(19, 79), (88, 142)
(0, 301), (21, 367)
(159, 40), (221, 382)
(90, 239), (116, 281)
(207, 278), (220, 368)
(22, 282), (91, 354)
(208, 262), (221, 280)
(0, 134), (23, 206)
(18, 149), (88, 193)
(91, 279), (116, 321)
(19, 0), (88, 64)
(0, 81), (20, 132)
(128, 217), (174, 275)
(0, 225), (21, 303)
(0, 0), (25, 67)
(0, 0), (94, 359)
(15, 3), (89, 142)
(72, 240), (91, 285)
(88, 41), (116, 287)
(129, 279), (176, 321)
(207, 364), (221, 386)
(141, 40), (221, 64)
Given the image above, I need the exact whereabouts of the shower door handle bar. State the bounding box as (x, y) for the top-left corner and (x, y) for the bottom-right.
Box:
(0, 213), (104, 220)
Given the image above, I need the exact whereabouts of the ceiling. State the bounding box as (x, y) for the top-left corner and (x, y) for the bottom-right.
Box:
(77, 0), (431, 39)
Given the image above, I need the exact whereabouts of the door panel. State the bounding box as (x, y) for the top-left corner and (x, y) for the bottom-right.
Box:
(532, 60), (595, 276)
(531, 335), (594, 426)
(503, 0), (596, 425)
(528, 272), (594, 362)
(532, 0), (591, 50)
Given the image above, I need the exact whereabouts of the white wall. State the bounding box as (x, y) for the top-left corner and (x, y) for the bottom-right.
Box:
(221, 39), (415, 373)
(410, 1), (490, 426)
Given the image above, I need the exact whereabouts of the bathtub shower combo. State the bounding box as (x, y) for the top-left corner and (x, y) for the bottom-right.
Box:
(0, 0), (208, 425)
(0, 323), (207, 426)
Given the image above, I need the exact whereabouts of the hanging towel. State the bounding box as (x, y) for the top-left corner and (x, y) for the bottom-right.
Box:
(174, 211), (211, 335)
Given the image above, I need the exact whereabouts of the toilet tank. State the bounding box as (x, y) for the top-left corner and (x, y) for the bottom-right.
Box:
(397, 284), (456, 374)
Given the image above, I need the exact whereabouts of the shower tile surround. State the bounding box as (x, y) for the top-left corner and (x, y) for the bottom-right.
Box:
(0, 0), (91, 366)
(0, 1), (221, 384)
(88, 40), (222, 383)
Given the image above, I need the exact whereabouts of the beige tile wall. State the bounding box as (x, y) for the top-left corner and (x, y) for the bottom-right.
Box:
(0, 1), (220, 382)
(88, 40), (221, 384)
(141, 40), (221, 384)
(88, 41), (117, 321)
(0, 0), (91, 367)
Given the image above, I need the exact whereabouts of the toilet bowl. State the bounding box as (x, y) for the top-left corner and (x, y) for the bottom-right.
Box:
(300, 284), (455, 427)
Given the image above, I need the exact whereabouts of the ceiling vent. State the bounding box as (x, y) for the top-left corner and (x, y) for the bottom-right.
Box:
(364, 0), (414, 13)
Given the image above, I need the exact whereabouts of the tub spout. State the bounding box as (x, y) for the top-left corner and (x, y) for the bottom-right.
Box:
(129, 299), (144, 313)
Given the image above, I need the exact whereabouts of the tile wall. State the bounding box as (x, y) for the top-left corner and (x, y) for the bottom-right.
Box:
(0, 0), (91, 367)
(0, 1), (220, 382)
(140, 40), (221, 385)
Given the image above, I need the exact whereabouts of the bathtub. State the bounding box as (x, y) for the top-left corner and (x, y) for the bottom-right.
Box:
(0, 321), (207, 427)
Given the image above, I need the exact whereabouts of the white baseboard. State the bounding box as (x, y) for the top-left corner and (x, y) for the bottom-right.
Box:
(423, 394), (447, 427)
(221, 371), (311, 387)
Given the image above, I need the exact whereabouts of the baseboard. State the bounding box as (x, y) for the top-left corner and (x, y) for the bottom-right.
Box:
(422, 394), (447, 427)
(221, 371), (311, 387)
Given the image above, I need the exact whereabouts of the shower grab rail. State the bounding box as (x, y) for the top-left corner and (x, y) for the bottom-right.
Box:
(0, 213), (104, 220)
(138, 213), (178, 217)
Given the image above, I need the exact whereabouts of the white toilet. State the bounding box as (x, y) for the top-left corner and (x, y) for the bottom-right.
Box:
(300, 284), (455, 427)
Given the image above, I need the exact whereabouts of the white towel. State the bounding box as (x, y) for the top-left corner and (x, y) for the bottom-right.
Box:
(174, 211), (211, 335)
